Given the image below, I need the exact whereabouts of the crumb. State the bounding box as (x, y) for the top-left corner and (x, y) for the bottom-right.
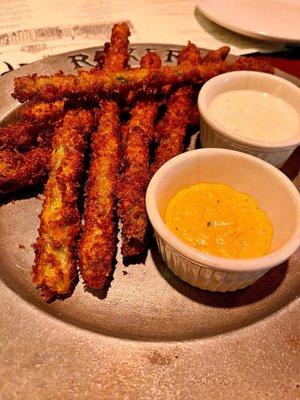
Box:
(18, 244), (25, 249)
(122, 271), (128, 275)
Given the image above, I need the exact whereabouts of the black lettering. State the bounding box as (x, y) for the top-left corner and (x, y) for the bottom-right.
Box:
(67, 53), (94, 69)
(1, 62), (14, 76)
(165, 49), (180, 63)
(128, 47), (139, 62)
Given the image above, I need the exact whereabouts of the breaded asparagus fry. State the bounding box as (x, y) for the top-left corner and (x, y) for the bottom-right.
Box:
(12, 62), (231, 102)
(231, 56), (274, 73)
(33, 109), (94, 301)
(79, 102), (120, 288)
(94, 22), (130, 69)
(177, 42), (202, 66)
(150, 86), (193, 175)
(118, 52), (161, 258)
(19, 100), (65, 122)
(118, 101), (158, 258)
(0, 121), (38, 151)
(140, 52), (162, 69)
(79, 22), (129, 289)
(0, 147), (50, 194)
(150, 43), (200, 175)
(103, 22), (130, 71)
(203, 46), (230, 63)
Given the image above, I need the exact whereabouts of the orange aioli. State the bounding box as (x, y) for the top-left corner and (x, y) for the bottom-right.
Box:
(165, 183), (273, 259)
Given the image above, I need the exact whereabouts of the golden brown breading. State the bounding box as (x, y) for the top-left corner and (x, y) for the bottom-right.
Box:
(79, 22), (129, 289)
(19, 100), (65, 122)
(94, 23), (130, 69)
(117, 52), (161, 258)
(177, 42), (202, 66)
(140, 52), (162, 69)
(0, 147), (50, 194)
(12, 62), (232, 102)
(79, 101), (120, 288)
(126, 51), (162, 103)
(150, 43), (201, 175)
(0, 121), (38, 151)
(203, 46), (230, 63)
(231, 56), (274, 73)
(103, 22), (130, 71)
(33, 109), (94, 301)
(118, 101), (158, 258)
(150, 86), (193, 175)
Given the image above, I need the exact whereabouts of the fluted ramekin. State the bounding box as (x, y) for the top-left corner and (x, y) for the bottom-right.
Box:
(198, 71), (300, 168)
(146, 149), (300, 292)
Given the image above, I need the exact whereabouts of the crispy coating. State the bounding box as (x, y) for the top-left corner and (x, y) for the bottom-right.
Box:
(140, 52), (162, 69)
(0, 147), (50, 194)
(118, 101), (158, 257)
(79, 102), (120, 288)
(33, 109), (94, 301)
(150, 43), (201, 174)
(126, 51), (162, 103)
(94, 23), (130, 69)
(117, 51), (161, 258)
(150, 86), (193, 175)
(20, 100), (65, 122)
(13, 51), (274, 103)
(79, 22), (129, 289)
(231, 56), (274, 73)
(203, 46), (230, 63)
(13, 62), (231, 102)
(0, 121), (38, 151)
(103, 22), (130, 71)
(177, 42), (202, 66)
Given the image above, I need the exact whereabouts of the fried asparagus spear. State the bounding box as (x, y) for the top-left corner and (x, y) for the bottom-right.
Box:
(14, 57), (275, 103)
(118, 52), (161, 259)
(202, 46), (230, 63)
(94, 22), (130, 69)
(118, 101), (158, 258)
(150, 43), (201, 175)
(0, 147), (50, 194)
(0, 120), (54, 194)
(78, 22), (129, 289)
(99, 22), (130, 70)
(78, 102), (120, 288)
(33, 109), (94, 301)
(0, 121), (38, 151)
(19, 100), (65, 122)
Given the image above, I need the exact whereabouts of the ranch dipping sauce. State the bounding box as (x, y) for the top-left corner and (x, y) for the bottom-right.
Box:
(165, 183), (273, 259)
(208, 89), (299, 142)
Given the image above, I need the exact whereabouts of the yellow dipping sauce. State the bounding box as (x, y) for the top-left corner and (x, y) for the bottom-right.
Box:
(165, 183), (273, 259)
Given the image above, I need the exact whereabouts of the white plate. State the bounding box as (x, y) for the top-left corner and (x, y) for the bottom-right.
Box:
(196, 0), (300, 44)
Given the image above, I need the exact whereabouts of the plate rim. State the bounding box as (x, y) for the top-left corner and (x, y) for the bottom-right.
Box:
(196, 0), (300, 44)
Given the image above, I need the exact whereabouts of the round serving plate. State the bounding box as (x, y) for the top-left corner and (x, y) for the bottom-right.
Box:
(0, 45), (299, 399)
(196, 0), (300, 45)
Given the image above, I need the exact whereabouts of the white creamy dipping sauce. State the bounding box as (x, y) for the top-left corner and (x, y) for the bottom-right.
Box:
(209, 89), (299, 142)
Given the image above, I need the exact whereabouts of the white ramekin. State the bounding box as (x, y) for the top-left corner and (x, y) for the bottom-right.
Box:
(146, 149), (300, 292)
(198, 71), (300, 168)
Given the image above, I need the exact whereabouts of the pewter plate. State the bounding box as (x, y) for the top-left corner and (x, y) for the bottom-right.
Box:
(0, 45), (299, 399)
